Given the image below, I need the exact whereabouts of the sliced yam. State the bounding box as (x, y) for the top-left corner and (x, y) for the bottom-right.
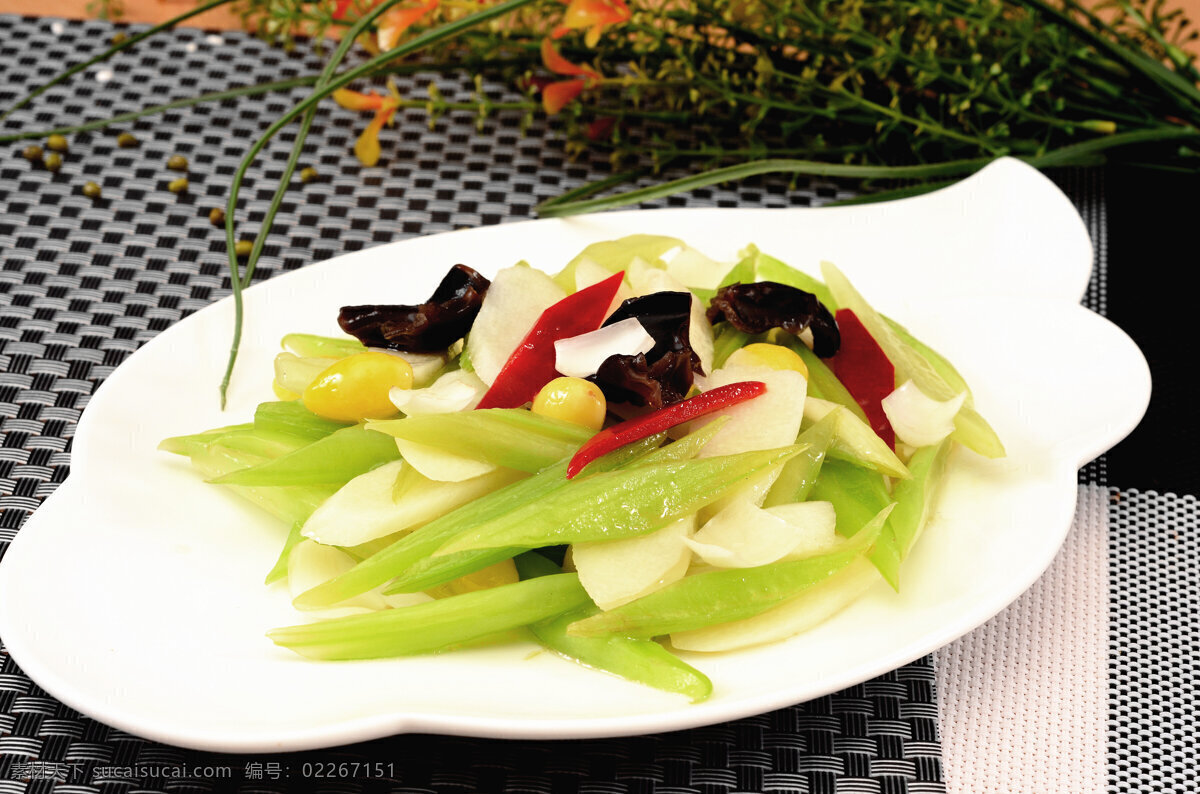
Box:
(466, 264), (566, 386)
(881, 379), (966, 448)
(692, 365), (807, 458)
(686, 499), (837, 568)
(300, 459), (522, 547)
(767, 502), (840, 559)
(389, 369), (486, 415)
(393, 437), (497, 482)
(289, 540), (381, 617)
(665, 245), (729, 291)
(803, 397), (910, 478)
(572, 516), (694, 611)
(669, 558), (879, 652)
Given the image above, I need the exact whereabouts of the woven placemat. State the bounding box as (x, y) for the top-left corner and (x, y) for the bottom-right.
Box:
(0, 15), (944, 794)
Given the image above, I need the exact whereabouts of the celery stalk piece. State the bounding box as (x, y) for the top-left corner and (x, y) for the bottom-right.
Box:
(281, 332), (366, 359)
(808, 458), (901, 590)
(785, 340), (871, 423)
(670, 558), (880, 652)
(437, 446), (801, 555)
(158, 423), (256, 456)
(270, 573), (590, 660)
(802, 398), (910, 479)
(820, 262), (1004, 458)
(890, 440), (953, 559)
(274, 353), (339, 395)
(764, 411), (837, 506)
(294, 436), (666, 608)
(208, 428), (313, 459)
(747, 247), (837, 310)
(367, 409), (594, 473)
(553, 234), (684, 292)
(380, 423), (724, 595)
(532, 605), (714, 703)
(254, 400), (352, 442)
(190, 444), (337, 527)
(882, 318), (973, 402)
(210, 425), (401, 487)
(264, 520), (304, 585)
(631, 416), (727, 467)
(566, 504), (891, 639)
(711, 324), (753, 369)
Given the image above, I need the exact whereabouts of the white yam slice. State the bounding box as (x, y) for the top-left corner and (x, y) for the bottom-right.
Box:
(466, 264), (566, 386)
(572, 516), (694, 610)
(393, 438), (497, 482)
(665, 245), (729, 291)
(301, 460), (521, 546)
(766, 501), (841, 559)
(389, 369), (486, 415)
(686, 499), (837, 568)
(670, 558), (879, 652)
(692, 365), (807, 458)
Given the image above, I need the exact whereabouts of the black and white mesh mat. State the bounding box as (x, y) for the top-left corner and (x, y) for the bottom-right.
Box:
(0, 13), (1192, 794)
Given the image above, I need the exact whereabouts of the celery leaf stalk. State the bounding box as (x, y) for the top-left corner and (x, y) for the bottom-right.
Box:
(437, 446), (800, 555)
(211, 425), (401, 486)
(368, 408), (594, 473)
(270, 573), (590, 660)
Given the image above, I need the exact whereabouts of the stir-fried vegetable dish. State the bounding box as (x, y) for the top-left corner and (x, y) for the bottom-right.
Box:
(160, 235), (1004, 703)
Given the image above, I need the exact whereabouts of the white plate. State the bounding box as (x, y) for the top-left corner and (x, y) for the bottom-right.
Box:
(0, 158), (1149, 752)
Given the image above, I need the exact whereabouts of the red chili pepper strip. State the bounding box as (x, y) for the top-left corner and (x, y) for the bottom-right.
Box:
(566, 380), (767, 478)
(829, 308), (896, 449)
(477, 271), (625, 410)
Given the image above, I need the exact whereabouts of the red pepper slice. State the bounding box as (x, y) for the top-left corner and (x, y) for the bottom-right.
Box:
(566, 380), (766, 478)
(476, 271), (625, 410)
(829, 308), (896, 448)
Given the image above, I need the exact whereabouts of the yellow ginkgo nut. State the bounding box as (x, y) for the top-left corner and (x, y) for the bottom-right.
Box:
(302, 351), (413, 422)
(532, 377), (607, 431)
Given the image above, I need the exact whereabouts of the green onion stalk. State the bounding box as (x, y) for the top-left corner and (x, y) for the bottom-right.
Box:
(5, 0), (1198, 403)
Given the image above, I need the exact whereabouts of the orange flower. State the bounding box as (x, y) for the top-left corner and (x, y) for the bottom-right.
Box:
(540, 38), (600, 115)
(543, 80), (588, 114)
(377, 0), (439, 51)
(333, 81), (402, 166)
(553, 0), (630, 47)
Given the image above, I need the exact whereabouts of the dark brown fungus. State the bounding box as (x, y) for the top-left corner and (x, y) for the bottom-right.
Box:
(706, 281), (840, 357)
(338, 264), (490, 353)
